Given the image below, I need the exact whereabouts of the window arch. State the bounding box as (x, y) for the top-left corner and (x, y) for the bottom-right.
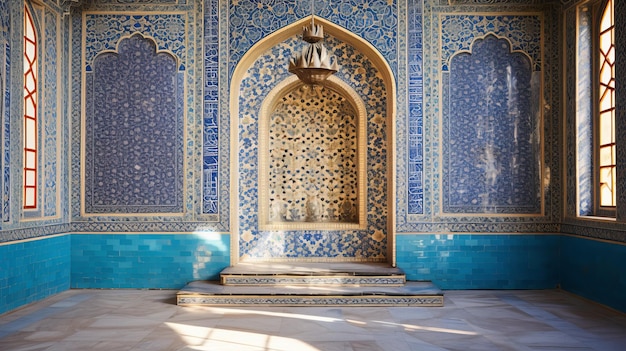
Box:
(23, 3), (37, 209)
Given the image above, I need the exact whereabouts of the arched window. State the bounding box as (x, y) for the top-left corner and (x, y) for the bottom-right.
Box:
(575, 0), (616, 217)
(597, 0), (615, 209)
(23, 4), (37, 209)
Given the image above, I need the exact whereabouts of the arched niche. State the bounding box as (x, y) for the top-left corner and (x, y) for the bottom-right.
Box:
(230, 16), (396, 264)
(258, 76), (367, 231)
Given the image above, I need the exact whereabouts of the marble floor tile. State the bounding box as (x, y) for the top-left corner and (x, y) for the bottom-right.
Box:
(0, 289), (625, 351)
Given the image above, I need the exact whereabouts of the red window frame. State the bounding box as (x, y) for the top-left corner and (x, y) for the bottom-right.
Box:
(23, 4), (37, 209)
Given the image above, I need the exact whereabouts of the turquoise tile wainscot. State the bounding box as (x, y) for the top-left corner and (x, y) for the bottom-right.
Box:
(560, 235), (626, 313)
(396, 234), (560, 290)
(71, 233), (230, 289)
(0, 235), (71, 315)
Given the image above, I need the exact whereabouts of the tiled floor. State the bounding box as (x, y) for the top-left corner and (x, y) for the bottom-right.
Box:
(0, 289), (625, 350)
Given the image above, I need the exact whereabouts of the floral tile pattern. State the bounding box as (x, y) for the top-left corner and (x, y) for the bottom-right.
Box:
(83, 14), (186, 72)
(228, 0), (398, 78)
(440, 14), (542, 72)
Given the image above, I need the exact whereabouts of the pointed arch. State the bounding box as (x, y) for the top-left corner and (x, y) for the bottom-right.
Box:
(229, 16), (397, 265)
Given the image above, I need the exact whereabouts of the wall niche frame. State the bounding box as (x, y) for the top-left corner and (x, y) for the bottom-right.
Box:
(230, 16), (397, 265)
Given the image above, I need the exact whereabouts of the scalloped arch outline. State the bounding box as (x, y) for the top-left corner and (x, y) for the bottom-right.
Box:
(88, 32), (182, 72)
(448, 33), (534, 70)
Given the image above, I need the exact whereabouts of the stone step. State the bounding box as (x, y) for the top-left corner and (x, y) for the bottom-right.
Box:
(176, 280), (444, 307)
(221, 274), (406, 286)
(219, 261), (406, 287)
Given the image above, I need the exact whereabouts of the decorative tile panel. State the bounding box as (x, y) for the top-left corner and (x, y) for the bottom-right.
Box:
(1, 1), (9, 224)
(84, 34), (184, 213)
(203, 0), (219, 215)
(43, 9), (59, 218)
(399, 0), (555, 231)
(442, 35), (541, 214)
(407, 0), (424, 214)
(71, 10), (82, 222)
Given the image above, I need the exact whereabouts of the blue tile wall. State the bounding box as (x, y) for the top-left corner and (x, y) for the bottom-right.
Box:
(396, 234), (560, 289)
(0, 235), (71, 316)
(71, 234), (230, 289)
(560, 235), (626, 313)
